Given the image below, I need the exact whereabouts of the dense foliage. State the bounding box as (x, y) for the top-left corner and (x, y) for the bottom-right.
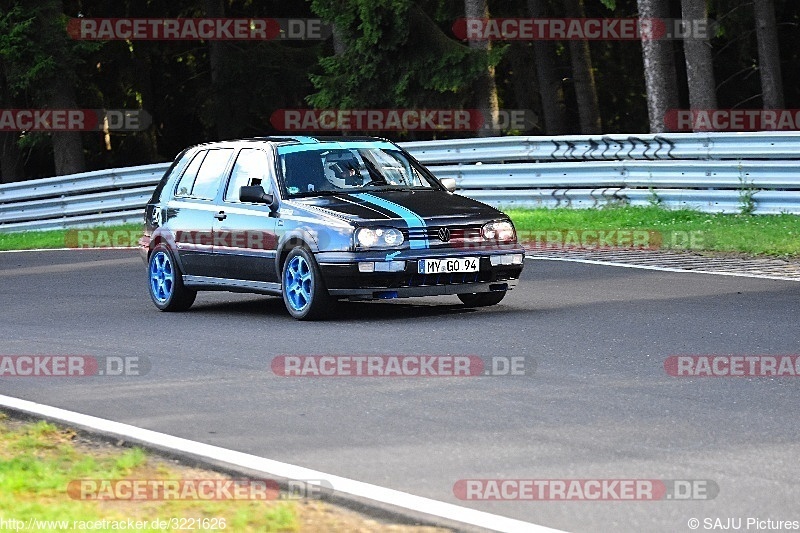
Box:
(0, 0), (797, 180)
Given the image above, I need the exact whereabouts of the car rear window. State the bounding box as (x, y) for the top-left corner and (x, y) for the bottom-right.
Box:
(174, 148), (234, 200)
(174, 150), (206, 197)
(191, 149), (234, 200)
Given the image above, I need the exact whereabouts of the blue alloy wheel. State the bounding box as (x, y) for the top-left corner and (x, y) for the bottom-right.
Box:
(147, 244), (196, 311)
(284, 254), (312, 312)
(150, 251), (174, 303)
(281, 247), (331, 320)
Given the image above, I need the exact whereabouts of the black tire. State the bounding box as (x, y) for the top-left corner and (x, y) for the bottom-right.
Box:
(457, 291), (506, 307)
(281, 247), (332, 320)
(148, 244), (196, 311)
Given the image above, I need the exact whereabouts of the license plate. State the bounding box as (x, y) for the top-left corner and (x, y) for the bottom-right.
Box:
(418, 257), (479, 274)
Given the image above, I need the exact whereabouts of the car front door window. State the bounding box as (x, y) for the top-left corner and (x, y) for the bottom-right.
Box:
(225, 149), (271, 202)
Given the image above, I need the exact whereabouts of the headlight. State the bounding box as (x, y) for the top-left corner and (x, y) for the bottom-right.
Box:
(355, 227), (405, 248)
(481, 221), (516, 242)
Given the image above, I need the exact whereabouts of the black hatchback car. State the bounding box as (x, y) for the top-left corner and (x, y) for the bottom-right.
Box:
(140, 136), (524, 319)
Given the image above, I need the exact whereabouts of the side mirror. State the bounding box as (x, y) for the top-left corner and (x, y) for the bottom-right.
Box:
(240, 185), (277, 209)
(440, 178), (457, 193)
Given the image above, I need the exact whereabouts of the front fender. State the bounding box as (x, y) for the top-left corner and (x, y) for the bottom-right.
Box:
(274, 224), (354, 274)
(274, 228), (320, 275)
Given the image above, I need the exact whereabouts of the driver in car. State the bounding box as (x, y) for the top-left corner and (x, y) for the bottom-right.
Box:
(325, 157), (364, 188)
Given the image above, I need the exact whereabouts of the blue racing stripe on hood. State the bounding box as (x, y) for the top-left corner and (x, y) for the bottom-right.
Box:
(352, 193), (429, 249)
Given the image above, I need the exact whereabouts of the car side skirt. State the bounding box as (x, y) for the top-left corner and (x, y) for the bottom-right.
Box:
(182, 276), (282, 295)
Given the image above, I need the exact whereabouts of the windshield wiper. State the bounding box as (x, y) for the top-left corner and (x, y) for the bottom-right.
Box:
(365, 186), (408, 192)
(360, 178), (388, 187)
(292, 189), (340, 197)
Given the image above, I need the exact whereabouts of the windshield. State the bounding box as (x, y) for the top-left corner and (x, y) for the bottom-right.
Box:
(277, 144), (439, 197)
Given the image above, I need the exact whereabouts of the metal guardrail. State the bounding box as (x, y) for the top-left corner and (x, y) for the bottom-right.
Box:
(1, 132), (799, 231)
(431, 160), (799, 189)
(404, 131), (800, 163)
(1, 209), (148, 232)
(0, 187), (156, 224)
(0, 163), (170, 231)
(0, 163), (169, 204)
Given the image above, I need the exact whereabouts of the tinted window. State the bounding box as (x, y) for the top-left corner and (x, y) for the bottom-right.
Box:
(225, 149), (271, 202)
(150, 148), (191, 203)
(175, 150), (206, 197)
(191, 149), (234, 200)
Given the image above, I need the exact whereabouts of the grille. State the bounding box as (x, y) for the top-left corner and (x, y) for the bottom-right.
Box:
(406, 225), (483, 247)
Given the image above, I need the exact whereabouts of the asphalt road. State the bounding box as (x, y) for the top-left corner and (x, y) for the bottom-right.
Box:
(1, 249), (799, 532)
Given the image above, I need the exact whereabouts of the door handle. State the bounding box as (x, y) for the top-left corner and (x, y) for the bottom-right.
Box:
(214, 211), (227, 221)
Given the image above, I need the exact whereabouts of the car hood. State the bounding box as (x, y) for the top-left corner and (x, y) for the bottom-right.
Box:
(290, 190), (505, 227)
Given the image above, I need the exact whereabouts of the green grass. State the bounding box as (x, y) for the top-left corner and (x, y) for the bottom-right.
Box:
(0, 224), (142, 251)
(506, 206), (800, 258)
(0, 414), (297, 532)
(1, 207), (799, 257)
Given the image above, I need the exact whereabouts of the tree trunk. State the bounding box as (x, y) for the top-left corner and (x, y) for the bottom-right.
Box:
(563, 0), (602, 134)
(681, 0), (717, 111)
(332, 23), (346, 55)
(40, 0), (85, 175)
(508, 43), (540, 131)
(0, 132), (24, 183)
(753, 0), (784, 109)
(49, 75), (86, 176)
(527, 0), (567, 135)
(465, 0), (500, 137)
(637, 0), (679, 133)
(0, 60), (24, 182)
(204, 0), (237, 140)
(131, 42), (159, 162)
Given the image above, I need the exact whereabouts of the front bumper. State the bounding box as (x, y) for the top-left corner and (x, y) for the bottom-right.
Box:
(317, 247), (524, 299)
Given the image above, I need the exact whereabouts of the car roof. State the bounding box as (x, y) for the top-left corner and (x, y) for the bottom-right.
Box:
(187, 135), (391, 151)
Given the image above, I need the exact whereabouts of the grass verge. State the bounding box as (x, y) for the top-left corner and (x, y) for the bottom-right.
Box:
(0, 413), (448, 532)
(0, 224), (141, 251)
(505, 206), (800, 258)
(0, 207), (798, 257)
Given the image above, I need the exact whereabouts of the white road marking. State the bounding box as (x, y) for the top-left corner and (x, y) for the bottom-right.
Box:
(0, 247), (136, 253)
(0, 394), (564, 533)
(527, 256), (800, 282)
